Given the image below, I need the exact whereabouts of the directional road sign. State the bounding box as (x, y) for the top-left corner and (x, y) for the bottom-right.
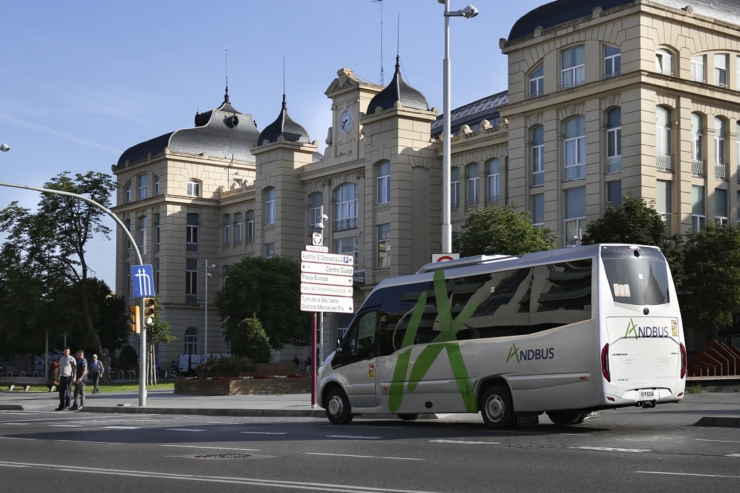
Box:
(300, 272), (353, 287)
(300, 251), (354, 266)
(131, 264), (155, 298)
(301, 261), (354, 277)
(300, 294), (354, 313)
(305, 244), (329, 253)
(300, 283), (353, 297)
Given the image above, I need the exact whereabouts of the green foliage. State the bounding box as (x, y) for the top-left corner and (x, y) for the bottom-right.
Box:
(215, 256), (310, 351)
(581, 194), (669, 247)
(118, 345), (138, 370)
(146, 296), (175, 346)
(453, 204), (557, 257)
(229, 315), (272, 364)
(196, 356), (255, 373)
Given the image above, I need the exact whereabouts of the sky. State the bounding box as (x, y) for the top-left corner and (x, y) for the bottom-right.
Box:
(0, 0), (544, 289)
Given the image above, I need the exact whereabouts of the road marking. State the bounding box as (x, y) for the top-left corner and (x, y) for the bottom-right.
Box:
(103, 426), (141, 430)
(0, 461), (446, 492)
(306, 453), (423, 461)
(240, 431), (287, 435)
(325, 425), (404, 430)
(49, 425), (82, 428)
(696, 439), (740, 443)
(56, 440), (123, 445)
(429, 440), (499, 445)
(161, 445), (260, 452)
(726, 454), (740, 458)
(1, 423), (28, 426)
(326, 435), (381, 440)
(165, 429), (206, 432)
(572, 446), (649, 453)
(636, 471), (740, 479)
(0, 437), (35, 441)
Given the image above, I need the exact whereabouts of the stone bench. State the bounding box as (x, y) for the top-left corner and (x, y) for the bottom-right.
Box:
(0, 377), (56, 392)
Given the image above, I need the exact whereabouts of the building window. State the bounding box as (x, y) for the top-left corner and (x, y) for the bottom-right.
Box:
(656, 107), (672, 172)
(247, 210), (255, 242)
(184, 328), (197, 355)
(334, 183), (358, 231)
(691, 113), (704, 177)
(186, 213), (199, 253)
(604, 45), (621, 78)
(234, 212), (243, 245)
(715, 54), (728, 88)
(125, 218), (131, 257)
(561, 45), (585, 89)
(715, 117), (726, 165)
(655, 49), (674, 76)
(154, 175), (160, 195)
(264, 187), (276, 225)
(532, 126), (544, 187)
(138, 174), (148, 200)
(564, 116), (586, 181)
(309, 193), (323, 233)
(223, 214), (231, 246)
(377, 160), (390, 204)
(185, 258), (198, 304)
(529, 65), (544, 97)
(186, 180), (200, 198)
(716, 188), (729, 226)
(565, 187), (586, 245)
(692, 185), (706, 232)
(154, 213), (160, 253)
(377, 224), (391, 268)
(691, 55), (706, 82)
(222, 265), (230, 288)
(265, 243), (275, 258)
(606, 108), (621, 173)
(606, 181), (622, 208)
(125, 183), (132, 204)
(466, 163), (479, 206)
(155, 257), (160, 294)
(657, 180), (672, 234)
(486, 159), (500, 202)
(138, 216), (147, 255)
(334, 237), (358, 267)
(451, 167), (460, 208)
(531, 194), (544, 226)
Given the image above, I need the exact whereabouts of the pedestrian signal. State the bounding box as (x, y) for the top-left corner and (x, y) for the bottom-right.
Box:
(128, 305), (140, 334)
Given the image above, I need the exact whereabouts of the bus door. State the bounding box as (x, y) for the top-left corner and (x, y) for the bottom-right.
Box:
(332, 309), (378, 408)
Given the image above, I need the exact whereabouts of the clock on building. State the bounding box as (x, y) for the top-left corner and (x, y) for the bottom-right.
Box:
(339, 109), (353, 133)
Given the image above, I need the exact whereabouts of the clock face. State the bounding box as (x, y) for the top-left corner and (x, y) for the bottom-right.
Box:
(339, 109), (353, 133)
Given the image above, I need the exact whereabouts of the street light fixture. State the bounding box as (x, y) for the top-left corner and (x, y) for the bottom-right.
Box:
(204, 260), (216, 354)
(439, 0), (478, 254)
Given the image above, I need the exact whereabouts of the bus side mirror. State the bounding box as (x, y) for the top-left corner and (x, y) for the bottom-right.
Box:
(336, 338), (343, 353)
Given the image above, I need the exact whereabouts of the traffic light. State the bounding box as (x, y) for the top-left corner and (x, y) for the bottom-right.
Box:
(144, 297), (156, 324)
(128, 305), (140, 334)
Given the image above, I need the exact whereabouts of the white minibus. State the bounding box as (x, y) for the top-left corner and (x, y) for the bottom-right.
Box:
(317, 244), (686, 428)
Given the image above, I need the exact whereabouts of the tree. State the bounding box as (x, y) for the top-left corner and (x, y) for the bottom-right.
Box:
(580, 195), (668, 247)
(215, 256), (310, 351)
(230, 314), (271, 364)
(145, 296), (175, 385)
(0, 171), (117, 360)
(453, 204), (557, 257)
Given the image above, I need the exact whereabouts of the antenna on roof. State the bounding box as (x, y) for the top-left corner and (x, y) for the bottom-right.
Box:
(397, 12), (400, 59)
(224, 46), (230, 104)
(373, 0), (384, 85)
(283, 57), (287, 109)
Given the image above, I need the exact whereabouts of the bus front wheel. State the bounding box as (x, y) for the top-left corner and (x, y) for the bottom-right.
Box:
(398, 413), (420, 421)
(480, 386), (516, 429)
(325, 387), (353, 425)
(546, 410), (583, 426)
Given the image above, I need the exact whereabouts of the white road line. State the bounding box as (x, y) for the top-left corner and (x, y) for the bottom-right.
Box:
(0, 437), (35, 441)
(327, 435), (381, 440)
(325, 425), (404, 430)
(306, 453), (422, 461)
(49, 425), (82, 428)
(161, 445), (260, 452)
(696, 439), (740, 443)
(240, 431), (287, 435)
(56, 440), (123, 445)
(165, 429), (205, 432)
(103, 426), (141, 430)
(0, 461), (445, 493)
(429, 439), (499, 445)
(726, 454), (740, 458)
(1, 423), (28, 425)
(636, 471), (740, 479)
(572, 446), (649, 453)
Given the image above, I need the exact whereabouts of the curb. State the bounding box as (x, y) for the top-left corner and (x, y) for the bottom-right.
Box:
(81, 407), (327, 418)
(0, 405), (24, 411)
(694, 416), (740, 428)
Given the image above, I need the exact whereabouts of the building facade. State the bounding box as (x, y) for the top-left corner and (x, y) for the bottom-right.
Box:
(112, 0), (740, 360)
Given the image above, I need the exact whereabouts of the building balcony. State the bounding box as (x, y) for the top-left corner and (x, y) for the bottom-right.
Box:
(656, 154), (673, 173)
(691, 159), (705, 177)
(715, 162), (727, 181)
(334, 217), (358, 232)
(607, 156), (622, 174)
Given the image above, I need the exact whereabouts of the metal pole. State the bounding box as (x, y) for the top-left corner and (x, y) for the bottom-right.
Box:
(205, 258), (208, 355)
(441, 0), (452, 254)
(44, 331), (48, 380)
(319, 312), (324, 367)
(0, 180), (147, 406)
(311, 312), (317, 408)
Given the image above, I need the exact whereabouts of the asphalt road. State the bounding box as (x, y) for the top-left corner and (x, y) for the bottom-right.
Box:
(1, 403), (740, 493)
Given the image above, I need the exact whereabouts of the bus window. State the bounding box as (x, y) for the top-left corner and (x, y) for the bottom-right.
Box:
(530, 260), (592, 331)
(375, 282), (436, 356)
(603, 257), (669, 305)
(342, 310), (378, 358)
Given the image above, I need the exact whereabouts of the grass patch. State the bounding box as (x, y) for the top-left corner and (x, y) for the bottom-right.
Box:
(97, 382), (174, 393)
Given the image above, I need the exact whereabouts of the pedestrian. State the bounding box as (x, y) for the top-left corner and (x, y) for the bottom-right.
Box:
(55, 348), (76, 411)
(292, 354), (299, 367)
(89, 354), (103, 394)
(155, 357), (161, 376)
(70, 350), (88, 411)
(306, 355), (312, 372)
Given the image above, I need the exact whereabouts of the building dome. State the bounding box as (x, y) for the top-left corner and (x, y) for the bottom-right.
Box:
(257, 95), (311, 147)
(366, 56), (429, 115)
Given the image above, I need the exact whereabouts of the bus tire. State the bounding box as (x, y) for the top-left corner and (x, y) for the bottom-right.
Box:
(546, 410), (583, 426)
(397, 413), (420, 421)
(325, 387), (353, 425)
(480, 386), (516, 429)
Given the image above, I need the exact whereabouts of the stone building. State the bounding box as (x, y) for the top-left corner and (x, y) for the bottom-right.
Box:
(112, 0), (740, 360)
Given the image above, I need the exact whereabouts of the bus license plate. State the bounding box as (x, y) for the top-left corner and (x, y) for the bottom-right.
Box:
(638, 390), (656, 400)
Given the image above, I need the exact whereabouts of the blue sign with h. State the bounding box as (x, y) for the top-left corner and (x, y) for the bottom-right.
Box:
(131, 264), (155, 298)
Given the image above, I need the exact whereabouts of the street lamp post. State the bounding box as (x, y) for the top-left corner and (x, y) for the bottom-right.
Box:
(439, 0), (479, 254)
(204, 260), (216, 355)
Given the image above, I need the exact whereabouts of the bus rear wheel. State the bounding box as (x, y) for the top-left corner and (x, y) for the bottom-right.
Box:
(325, 387), (353, 425)
(397, 413), (420, 421)
(546, 410), (583, 426)
(480, 386), (516, 429)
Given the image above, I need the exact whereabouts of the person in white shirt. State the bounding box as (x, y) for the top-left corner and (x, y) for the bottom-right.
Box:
(55, 347), (76, 411)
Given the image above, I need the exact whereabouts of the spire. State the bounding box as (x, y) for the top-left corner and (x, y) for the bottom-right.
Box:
(224, 47), (230, 104)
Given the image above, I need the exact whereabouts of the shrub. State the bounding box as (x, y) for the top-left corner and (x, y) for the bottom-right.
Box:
(230, 314), (272, 364)
(196, 356), (255, 374)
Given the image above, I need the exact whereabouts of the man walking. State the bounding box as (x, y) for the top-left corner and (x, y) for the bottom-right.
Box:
(70, 350), (88, 411)
(89, 354), (103, 394)
(55, 348), (76, 411)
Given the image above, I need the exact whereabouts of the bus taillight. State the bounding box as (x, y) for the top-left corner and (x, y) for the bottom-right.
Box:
(680, 343), (687, 379)
(601, 343), (610, 382)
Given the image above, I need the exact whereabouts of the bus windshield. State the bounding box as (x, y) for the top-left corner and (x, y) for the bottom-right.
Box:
(602, 255), (670, 306)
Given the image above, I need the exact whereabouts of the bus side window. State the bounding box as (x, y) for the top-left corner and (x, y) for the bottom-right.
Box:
(344, 311), (377, 358)
(529, 260), (592, 331)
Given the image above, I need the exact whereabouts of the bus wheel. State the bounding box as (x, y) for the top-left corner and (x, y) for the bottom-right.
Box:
(325, 388), (353, 425)
(481, 386), (516, 429)
(546, 410), (583, 426)
(398, 414), (420, 421)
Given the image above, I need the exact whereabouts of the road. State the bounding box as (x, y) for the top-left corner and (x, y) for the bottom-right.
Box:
(1, 400), (740, 492)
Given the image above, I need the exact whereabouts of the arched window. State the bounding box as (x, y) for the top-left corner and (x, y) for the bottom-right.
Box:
(532, 126), (544, 186)
(606, 108), (621, 173)
(264, 188), (276, 225)
(187, 180), (200, 197)
(656, 107), (672, 172)
(450, 167), (460, 208)
(486, 159), (500, 202)
(656, 49), (674, 76)
(184, 328), (198, 355)
(234, 212), (243, 244)
(466, 163), (479, 205)
(564, 116), (586, 180)
(124, 182), (132, 204)
(247, 210), (255, 242)
(223, 213), (231, 246)
(529, 65), (544, 98)
(377, 161), (390, 204)
(334, 184), (358, 231)
(309, 193), (324, 232)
